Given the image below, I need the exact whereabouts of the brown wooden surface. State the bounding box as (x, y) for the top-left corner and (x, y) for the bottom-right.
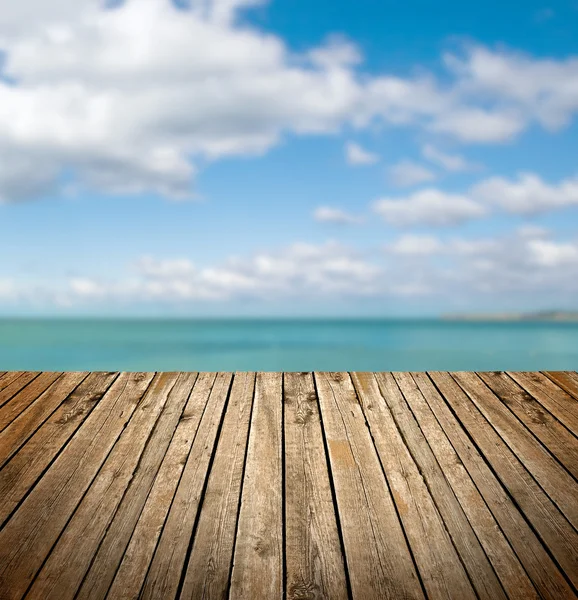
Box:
(0, 371), (576, 600)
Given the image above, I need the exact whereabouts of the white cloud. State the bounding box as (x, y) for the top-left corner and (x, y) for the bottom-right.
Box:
(389, 235), (443, 256)
(374, 189), (486, 226)
(528, 239), (578, 267)
(446, 45), (578, 130)
(69, 277), (107, 298)
(371, 172), (578, 228)
(429, 107), (526, 142)
(58, 242), (384, 304)
(471, 172), (578, 214)
(422, 144), (478, 172)
(3, 227), (578, 309)
(0, 3), (577, 203)
(314, 206), (363, 224)
(388, 160), (437, 187)
(345, 141), (379, 165)
(62, 229), (578, 306)
(0, 0), (371, 201)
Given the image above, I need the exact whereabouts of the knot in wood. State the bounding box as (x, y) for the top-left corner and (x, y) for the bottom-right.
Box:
(289, 580), (320, 600)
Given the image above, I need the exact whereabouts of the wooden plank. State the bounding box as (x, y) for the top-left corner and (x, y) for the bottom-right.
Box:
(229, 372), (284, 600)
(27, 372), (183, 599)
(105, 372), (217, 600)
(546, 371), (578, 398)
(314, 372), (424, 600)
(479, 371), (578, 479)
(429, 371), (578, 592)
(0, 372), (118, 527)
(0, 372), (38, 407)
(140, 372), (233, 600)
(509, 371), (578, 433)
(398, 372), (539, 600)
(0, 371), (26, 392)
(414, 372), (575, 600)
(0, 372), (154, 600)
(0, 372), (61, 430)
(352, 372), (477, 600)
(543, 371), (578, 401)
(282, 372), (348, 600)
(453, 371), (578, 528)
(0, 372), (88, 468)
(76, 372), (198, 600)
(380, 372), (520, 600)
(179, 372), (257, 600)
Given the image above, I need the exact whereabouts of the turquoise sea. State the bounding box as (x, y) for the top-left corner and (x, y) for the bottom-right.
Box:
(0, 318), (577, 372)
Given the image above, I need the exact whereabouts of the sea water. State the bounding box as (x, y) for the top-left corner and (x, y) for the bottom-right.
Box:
(0, 318), (576, 372)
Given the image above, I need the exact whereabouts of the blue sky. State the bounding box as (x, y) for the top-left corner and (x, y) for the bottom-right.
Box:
(0, 0), (577, 316)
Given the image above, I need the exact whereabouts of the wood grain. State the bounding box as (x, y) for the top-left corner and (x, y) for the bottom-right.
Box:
(543, 371), (578, 401)
(315, 372), (424, 600)
(0, 372), (62, 431)
(284, 372), (348, 600)
(0, 372), (154, 600)
(76, 372), (198, 600)
(0, 371), (575, 600)
(429, 371), (578, 593)
(453, 371), (578, 528)
(353, 372), (477, 600)
(509, 371), (578, 433)
(180, 372), (256, 600)
(384, 372), (518, 599)
(106, 372), (217, 600)
(0, 371), (118, 526)
(479, 371), (578, 479)
(140, 372), (233, 600)
(0, 372), (39, 408)
(229, 372), (284, 600)
(0, 372), (87, 468)
(26, 373), (184, 599)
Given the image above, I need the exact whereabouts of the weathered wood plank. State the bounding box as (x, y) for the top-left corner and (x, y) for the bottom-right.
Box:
(106, 372), (217, 600)
(179, 372), (256, 600)
(314, 372), (424, 600)
(0, 372), (154, 600)
(76, 372), (198, 600)
(0, 372), (38, 407)
(352, 372), (477, 600)
(27, 373), (183, 599)
(140, 372), (233, 600)
(283, 372), (348, 600)
(0, 372), (118, 527)
(479, 371), (578, 479)
(453, 371), (578, 528)
(381, 372), (519, 599)
(429, 371), (578, 592)
(0, 372), (61, 431)
(543, 371), (578, 402)
(0, 372), (88, 468)
(229, 372), (284, 600)
(401, 372), (539, 600)
(0, 370), (575, 600)
(0, 371), (28, 393)
(509, 371), (578, 433)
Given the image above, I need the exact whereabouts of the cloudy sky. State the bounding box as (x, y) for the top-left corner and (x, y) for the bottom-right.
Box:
(1, 0), (578, 316)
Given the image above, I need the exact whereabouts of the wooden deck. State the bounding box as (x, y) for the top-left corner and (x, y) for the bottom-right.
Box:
(0, 372), (576, 599)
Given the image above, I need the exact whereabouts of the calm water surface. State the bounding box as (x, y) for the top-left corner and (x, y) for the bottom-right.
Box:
(0, 319), (576, 372)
